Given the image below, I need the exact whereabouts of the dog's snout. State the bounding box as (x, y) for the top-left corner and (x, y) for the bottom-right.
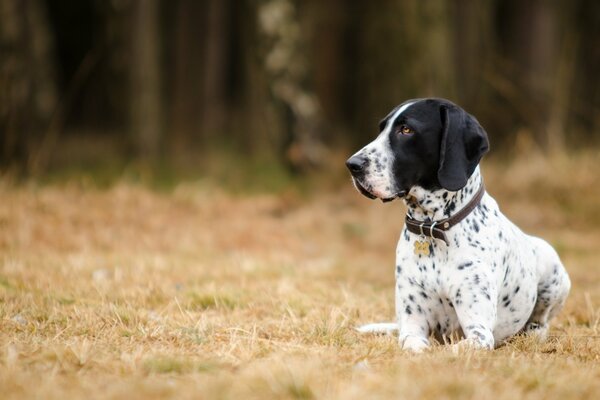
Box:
(346, 155), (368, 174)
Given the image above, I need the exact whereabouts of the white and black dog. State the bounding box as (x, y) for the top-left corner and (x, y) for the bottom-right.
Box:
(346, 98), (570, 351)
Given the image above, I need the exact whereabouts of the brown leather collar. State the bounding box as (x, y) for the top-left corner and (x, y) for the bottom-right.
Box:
(405, 183), (485, 245)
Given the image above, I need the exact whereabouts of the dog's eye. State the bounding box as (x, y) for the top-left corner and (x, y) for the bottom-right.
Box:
(398, 125), (414, 135)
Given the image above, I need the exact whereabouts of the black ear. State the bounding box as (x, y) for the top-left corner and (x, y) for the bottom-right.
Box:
(437, 104), (489, 191)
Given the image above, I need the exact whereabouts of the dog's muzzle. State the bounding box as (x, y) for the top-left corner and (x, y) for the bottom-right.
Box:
(351, 177), (377, 200)
(351, 176), (406, 202)
(347, 155), (377, 200)
(346, 154), (406, 202)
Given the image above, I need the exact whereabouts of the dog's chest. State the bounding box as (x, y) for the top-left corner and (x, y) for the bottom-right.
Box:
(395, 198), (540, 340)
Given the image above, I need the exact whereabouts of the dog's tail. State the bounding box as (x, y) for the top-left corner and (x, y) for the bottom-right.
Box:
(356, 322), (399, 335)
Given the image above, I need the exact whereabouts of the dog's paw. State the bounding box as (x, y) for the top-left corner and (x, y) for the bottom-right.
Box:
(450, 338), (493, 354)
(523, 322), (549, 342)
(400, 335), (430, 353)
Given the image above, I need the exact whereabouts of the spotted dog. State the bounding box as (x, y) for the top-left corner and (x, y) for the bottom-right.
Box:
(346, 98), (570, 351)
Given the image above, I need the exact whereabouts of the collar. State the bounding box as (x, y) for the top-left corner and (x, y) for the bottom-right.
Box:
(404, 183), (485, 245)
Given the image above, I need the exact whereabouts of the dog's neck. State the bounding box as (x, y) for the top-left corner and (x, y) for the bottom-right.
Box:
(404, 167), (483, 222)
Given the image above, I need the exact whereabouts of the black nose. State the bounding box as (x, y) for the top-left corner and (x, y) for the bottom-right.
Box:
(346, 155), (368, 173)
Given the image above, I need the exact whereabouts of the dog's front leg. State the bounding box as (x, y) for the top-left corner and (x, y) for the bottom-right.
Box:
(396, 281), (431, 352)
(450, 270), (497, 350)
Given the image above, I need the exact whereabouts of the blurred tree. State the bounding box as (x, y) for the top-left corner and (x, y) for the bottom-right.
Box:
(1, 0), (599, 173)
(168, 0), (234, 161)
(130, 0), (162, 160)
(201, 0), (230, 139)
(450, 0), (494, 111)
(502, 0), (562, 150)
(169, 0), (204, 158)
(258, 0), (327, 171)
(572, 0), (600, 142)
(408, 0), (456, 97)
(0, 0), (58, 173)
(492, 0), (580, 151)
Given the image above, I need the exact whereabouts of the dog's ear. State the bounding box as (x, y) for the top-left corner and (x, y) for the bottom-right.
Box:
(437, 104), (489, 191)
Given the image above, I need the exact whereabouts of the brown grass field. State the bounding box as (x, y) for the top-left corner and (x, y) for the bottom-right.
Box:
(1, 152), (600, 399)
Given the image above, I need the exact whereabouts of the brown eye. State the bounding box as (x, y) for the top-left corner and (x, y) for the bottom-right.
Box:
(399, 125), (413, 135)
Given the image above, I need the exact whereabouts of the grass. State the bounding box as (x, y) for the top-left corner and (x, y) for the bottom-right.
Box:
(1, 151), (600, 399)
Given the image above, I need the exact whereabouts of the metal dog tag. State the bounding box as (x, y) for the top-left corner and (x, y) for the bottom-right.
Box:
(414, 240), (430, 256)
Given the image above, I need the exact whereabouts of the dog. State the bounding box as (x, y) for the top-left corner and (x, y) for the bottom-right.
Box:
(346, 98), (570, 351)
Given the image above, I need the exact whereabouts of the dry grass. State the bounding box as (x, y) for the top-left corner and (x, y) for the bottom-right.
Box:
(1, 152), (600, 399)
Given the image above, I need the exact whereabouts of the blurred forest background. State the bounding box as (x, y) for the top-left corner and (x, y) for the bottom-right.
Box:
(1, 0), (599, 179)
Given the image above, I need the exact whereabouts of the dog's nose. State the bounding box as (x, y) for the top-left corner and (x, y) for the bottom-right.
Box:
(346, 155), (368, 173)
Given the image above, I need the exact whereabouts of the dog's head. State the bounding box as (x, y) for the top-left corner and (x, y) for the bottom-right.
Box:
(346, 98), (489, 201)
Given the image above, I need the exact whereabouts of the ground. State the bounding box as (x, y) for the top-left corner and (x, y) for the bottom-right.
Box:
(1, 153), (599, 399)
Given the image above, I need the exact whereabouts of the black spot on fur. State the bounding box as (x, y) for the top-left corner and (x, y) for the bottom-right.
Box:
(458, 261), (473, 270)
(444, 201), (456, 215)
(480, 288), (491, 300)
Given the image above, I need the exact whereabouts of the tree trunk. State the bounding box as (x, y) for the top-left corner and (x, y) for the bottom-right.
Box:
(201, 0), (230, 138)
(416, 0), (456, 98)
(170, 0), (204, 159)
(130, 0), (162, 160)
(451, 0), (494, 108)
(0, 0), (58, 172)
(506, 0), (559, 150)
(547, 32), (577, 153)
